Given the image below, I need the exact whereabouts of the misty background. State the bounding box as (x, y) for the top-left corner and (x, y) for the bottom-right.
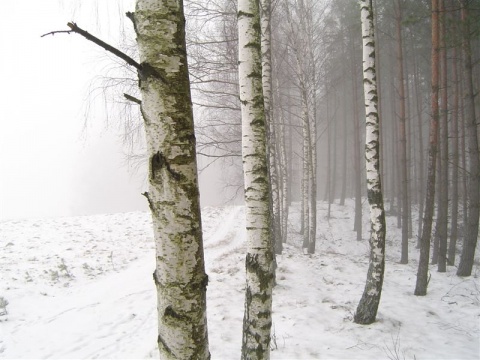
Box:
(0, 0), (228, 220)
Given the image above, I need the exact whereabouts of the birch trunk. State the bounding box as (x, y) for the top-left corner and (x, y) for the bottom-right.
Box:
(301, 87), (311, 250)
(133, 0), (209, 358)
(275, 77), (289, 244)
(354, 0), (386, 325)
(260, 0), (282, 255)
(238, 0), (274, 357)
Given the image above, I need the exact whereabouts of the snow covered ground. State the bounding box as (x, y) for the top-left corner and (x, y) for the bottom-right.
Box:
(1, 200), (479, 359)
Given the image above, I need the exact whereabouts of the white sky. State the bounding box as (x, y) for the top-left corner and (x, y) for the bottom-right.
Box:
(0, 0), (228, 220)
(0, 0), (147, 220)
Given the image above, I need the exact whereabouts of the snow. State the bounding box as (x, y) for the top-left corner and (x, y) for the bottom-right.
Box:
(1, 200), (479, 359)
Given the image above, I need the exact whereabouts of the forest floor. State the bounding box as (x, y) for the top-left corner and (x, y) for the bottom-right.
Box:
(1, 199), (479, 359)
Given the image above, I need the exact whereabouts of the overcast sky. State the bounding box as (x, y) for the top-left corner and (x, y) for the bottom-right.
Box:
(0, 0), (227, 220)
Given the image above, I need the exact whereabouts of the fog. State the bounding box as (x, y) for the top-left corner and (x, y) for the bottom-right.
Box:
(0, 0), (227, 220)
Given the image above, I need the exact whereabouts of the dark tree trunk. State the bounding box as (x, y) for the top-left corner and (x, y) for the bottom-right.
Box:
(457, 0), (480, 277)
(436, 0), (449, 273)
(396, 0), (409, 264)
(448, 43), (460, 266)
(413, 43), (426, 249)
(415, 0), (440, 296)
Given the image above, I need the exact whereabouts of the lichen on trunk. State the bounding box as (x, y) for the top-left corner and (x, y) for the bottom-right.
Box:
(133, 1), (210, 358)
(238, 0), (274, 358)
(354, 0), (386, 325)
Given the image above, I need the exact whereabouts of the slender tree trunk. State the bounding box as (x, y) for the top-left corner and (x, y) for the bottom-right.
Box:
(413, 46), (425, 249)
(396, 0), (409, 264)
(355, 0), (386, 325)
(260, 0), (282, 255)
(448, 43), (460, 266)
(332, 94), (338, 205)
(133, 1), (210, 357)
(301, 86), (311, 250)
(457, 0), (480, 277)
(340, 40), (348, 206)
(238, 0), (274, 356)
(415, 0), (440, 296)
(325, 94), (332, 204)
(460, 73), (468, 238)
(296, 0), (317, 254)
(351, 32), (362, 241)
(436, 0), (449, 272)
(275, 77), (289, 244)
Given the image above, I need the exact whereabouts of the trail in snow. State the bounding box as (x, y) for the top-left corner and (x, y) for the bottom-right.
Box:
(0, 202), (478, 359)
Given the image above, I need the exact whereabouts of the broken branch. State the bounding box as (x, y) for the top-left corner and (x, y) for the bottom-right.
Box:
(42, 22), (142, 72)
(124, 93), (142, 105)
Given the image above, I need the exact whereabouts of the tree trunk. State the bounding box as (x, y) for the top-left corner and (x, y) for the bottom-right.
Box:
(238, 0), (274, 357)
(448, 37), (460, 266)
(457, 0), (480, 277)
(301, 86), (311, 250)
(415, 0), (440, 296)
(340, 40), (348, 206)
(355, 0), (386, 325)
(413, 44), (425, 249)
(351, 32), (362, 241)
(260, 0), (282, 255)
(396, 0), (409, 264)
(436, 0), (449, 272)
(275, 77), (289, 244)
(133, 1), (210, 357)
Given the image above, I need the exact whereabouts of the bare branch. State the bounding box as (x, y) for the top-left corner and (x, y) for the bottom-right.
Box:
(42, 22), (142, 72)
(124, 93), (142, 105)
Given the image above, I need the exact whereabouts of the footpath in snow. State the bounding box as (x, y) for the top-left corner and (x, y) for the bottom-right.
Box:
(0, 201), (478, 359)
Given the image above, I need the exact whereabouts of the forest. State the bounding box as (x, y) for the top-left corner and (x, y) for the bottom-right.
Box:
(1, 0), (479, 359)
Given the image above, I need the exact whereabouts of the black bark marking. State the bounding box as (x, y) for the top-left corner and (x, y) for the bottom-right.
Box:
(141, 192), (155, 213)
(151, 151), (182, 181)
(157, 334), (174, 357)
(152, 269), (160, 286)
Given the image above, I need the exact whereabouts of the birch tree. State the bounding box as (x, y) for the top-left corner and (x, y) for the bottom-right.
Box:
(354, 0), (386, 325)
(238, 0), (274, 357)
(132, 1), (210, 357)
(43, 2), (210, 356)
(261, 0), (282, 254)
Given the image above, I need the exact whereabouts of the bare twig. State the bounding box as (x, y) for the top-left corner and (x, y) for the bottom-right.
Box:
(42, 22), (168, 85)
(42, 22), (143, 72)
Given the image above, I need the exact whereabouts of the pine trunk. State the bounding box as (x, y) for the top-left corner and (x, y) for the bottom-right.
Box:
(396, 0), (409, 264)
(448, 42), (460, 266)
(415, 0), (440, 296)
(457, 0), (480, 277)
(437, 0), (449, 272)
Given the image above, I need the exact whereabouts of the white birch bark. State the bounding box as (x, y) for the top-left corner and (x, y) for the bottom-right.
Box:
(260, 0), (282, 254)
(133, 1), (210, 358)
(354, 0), (386, 325)
(238, 0), (274, 357)
(275, 77), (289, 244)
